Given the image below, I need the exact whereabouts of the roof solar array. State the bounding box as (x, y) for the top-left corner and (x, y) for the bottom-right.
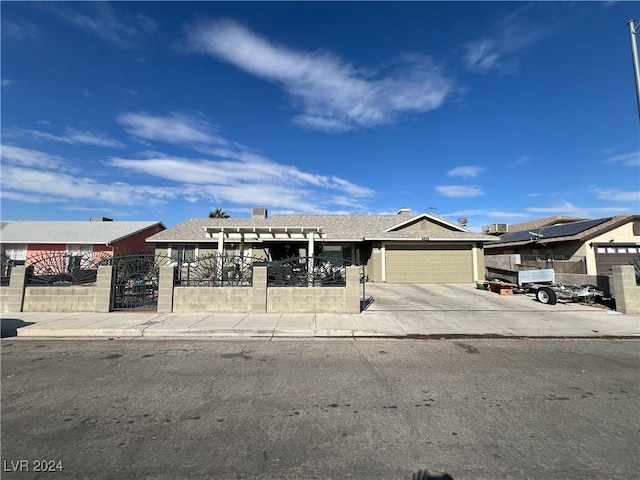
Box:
(497, 217), (611, 243)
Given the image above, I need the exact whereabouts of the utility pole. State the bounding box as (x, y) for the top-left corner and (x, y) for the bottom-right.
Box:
(628, 19), (640, 121)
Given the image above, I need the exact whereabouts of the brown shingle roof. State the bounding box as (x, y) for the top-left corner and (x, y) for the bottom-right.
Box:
(147, 214), (496, 242)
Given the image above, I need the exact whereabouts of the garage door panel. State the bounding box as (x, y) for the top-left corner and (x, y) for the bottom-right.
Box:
(386, 246), (473, 283)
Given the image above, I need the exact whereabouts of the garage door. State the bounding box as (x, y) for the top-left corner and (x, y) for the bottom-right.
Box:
(595, 244), (639, 275)
(385, 245), (473, 283)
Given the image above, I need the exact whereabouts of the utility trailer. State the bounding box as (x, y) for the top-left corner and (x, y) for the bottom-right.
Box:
(485, 267), (604, 305)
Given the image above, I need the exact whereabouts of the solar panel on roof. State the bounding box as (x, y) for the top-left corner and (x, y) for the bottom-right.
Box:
(498, 217), (611, 243)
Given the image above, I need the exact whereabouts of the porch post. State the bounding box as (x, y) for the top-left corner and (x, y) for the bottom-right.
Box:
(472, 245), (479, 281)
(307, 232), (315, 287)
(217, 231), (224, 256)
(381, 242), (386, 282)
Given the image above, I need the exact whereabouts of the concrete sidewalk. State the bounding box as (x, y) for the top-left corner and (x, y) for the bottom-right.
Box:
(1, 307), (638, 339)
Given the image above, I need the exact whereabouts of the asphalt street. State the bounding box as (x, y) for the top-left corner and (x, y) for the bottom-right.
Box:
(1, 338), (638, 479)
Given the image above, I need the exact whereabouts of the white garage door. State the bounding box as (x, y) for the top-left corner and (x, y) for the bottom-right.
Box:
(386, 245), (473, 283)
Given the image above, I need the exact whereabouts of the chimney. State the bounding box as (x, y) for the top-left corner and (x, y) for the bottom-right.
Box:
(251, 207), (268, 219)
(90, 216), (113, 222)
(396, 207), (411, 217)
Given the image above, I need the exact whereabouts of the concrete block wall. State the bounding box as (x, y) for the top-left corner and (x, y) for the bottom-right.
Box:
(23, 286), (96, 312)
(612, 265), (640, 315)
(267, 286), (347, 313)
(0, 287), (11, 312)
(173, 287), (252, 312)
(3, 266), (28, 312)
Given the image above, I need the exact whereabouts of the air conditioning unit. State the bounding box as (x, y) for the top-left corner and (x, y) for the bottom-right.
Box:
(482, 223), (509, 234)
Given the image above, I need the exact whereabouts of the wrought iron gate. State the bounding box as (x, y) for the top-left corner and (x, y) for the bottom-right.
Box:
(111, 254), (172, 311)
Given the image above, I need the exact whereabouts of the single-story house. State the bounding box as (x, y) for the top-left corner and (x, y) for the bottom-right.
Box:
(147, 208), (497, 283)
(484, 215), (640, 275)
(0, 217), (166, 263)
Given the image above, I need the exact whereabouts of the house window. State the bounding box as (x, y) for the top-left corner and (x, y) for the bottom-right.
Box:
(172, 245), (196, 264)
(633, 221), (640, 235)
(66, 245), (93, 269)
(2, 245), (26, 262)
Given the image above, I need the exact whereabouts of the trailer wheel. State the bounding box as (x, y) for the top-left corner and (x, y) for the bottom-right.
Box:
(536, 287), (557, 305)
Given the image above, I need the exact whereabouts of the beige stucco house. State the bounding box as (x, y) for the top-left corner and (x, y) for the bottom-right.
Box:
(484, 215), (640, 276)
(147, 208), (497, 283)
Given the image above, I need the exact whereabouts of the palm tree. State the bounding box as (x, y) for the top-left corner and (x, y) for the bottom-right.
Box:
(208, 208), (230, 218)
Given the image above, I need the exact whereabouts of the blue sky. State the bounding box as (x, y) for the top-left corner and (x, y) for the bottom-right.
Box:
(1, 1), (639, 231)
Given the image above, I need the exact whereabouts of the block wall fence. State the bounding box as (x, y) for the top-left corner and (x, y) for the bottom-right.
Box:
(1, 265), (361, 314)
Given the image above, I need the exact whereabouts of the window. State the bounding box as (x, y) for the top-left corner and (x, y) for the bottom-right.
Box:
(172, 245), (196, 264)
(66, 245), (93, 269)
(3, 244), (26, 262)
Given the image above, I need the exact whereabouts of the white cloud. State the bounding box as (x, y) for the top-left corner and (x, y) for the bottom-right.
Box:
(110, 111), (375, 210)
(525, 201), (630, 217)
(463, 11), (546, 75)
(116, 112), (228, 146)
(443, 209), (528, 219)
(605, 151), (640, 167)
(464, 39), (501, 73)
(0, 144), (65, 168)
(3, 110), (377, 213)
(45, 3), (156, 49)
(592, 188), (640, 202)
(447, 166), (484, 178)
(186, 19), (454, 132)
(1, 18), (40, 41)
(1, 79), (15, 88)
(65, 129), (125, 147)
(435, 185), (484, 197)
(7, 128), (124, 148)
(1, 165), (177, 206)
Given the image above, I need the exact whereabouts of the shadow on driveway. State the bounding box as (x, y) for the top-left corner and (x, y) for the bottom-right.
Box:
(1, 318), (35, 338)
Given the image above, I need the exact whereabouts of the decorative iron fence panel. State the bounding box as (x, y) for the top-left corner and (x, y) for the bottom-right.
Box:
(109, 254), (173, 310)
(24, 251), (112, 286)
(176, 254), (262, 286)
(267, 256), (356, 287)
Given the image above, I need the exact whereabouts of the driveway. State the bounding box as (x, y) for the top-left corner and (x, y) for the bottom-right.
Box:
(362, 283), (601, 312)
(358, 283), (634, 337)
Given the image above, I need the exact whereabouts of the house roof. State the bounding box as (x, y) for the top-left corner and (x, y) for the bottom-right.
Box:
(147, 214), (496, 243)
(0, 221), (165, 245)
(485, 215), (639, 249)
(507, 215), (589, 233)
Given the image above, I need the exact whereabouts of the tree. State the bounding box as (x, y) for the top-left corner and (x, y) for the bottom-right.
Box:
(209, 208), (230, 218)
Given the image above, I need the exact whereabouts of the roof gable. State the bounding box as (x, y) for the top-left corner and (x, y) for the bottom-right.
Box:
(385, 213), (468, 233)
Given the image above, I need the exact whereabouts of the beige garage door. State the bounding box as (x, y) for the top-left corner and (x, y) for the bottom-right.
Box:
(386, 245), (473, 283)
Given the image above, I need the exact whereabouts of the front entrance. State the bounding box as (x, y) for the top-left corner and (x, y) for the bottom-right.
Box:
(112, 255), (169, 311)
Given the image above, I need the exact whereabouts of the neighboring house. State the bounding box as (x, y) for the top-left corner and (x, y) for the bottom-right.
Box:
(147, 208), (497, 283)
(484, 215), (640, 275)
(0, 218), (166, 263)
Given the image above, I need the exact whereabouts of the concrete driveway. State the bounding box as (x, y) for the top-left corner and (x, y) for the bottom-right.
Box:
(362, 282), (601, 312)
(356, 282), (637, 337)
